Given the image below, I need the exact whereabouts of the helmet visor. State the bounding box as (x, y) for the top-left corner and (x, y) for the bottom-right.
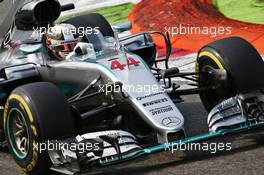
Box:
(49, 40), (78, 52)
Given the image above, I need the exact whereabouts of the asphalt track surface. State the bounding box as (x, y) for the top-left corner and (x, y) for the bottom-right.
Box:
(1, 95), (264, 175)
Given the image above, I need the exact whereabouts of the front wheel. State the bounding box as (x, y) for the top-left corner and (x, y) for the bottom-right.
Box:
(4, 82), (75, 174)
(196, 37), (264, 112)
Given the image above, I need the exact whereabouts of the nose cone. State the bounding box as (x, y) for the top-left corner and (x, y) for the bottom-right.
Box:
(133, 91), (185, 134)
(161, 117), (183, 128)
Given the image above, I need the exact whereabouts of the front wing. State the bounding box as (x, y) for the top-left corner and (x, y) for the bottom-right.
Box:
(48, 120), (264, 175)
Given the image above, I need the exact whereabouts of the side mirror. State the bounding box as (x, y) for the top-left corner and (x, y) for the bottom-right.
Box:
(61, 3), (75, 12)
(113, 22), (132, 33)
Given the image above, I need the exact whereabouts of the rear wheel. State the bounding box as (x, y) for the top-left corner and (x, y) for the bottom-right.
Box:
(196, 37), (264, 112)
(4, 82), (75, 175)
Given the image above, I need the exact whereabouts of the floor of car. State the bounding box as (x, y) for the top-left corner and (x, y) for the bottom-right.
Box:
(176, 94), (209, 137)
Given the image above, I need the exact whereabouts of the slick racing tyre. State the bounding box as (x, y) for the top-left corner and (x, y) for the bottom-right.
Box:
(64, 13), (114, 37)
(196, 37), (264, 112)
(3, 82), (75, 175)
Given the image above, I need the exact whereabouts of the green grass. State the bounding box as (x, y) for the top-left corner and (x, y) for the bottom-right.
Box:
(213, 0), (264, 24)
(55, 3), (134, 25)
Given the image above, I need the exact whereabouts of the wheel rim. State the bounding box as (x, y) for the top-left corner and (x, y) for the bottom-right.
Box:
(197, 56), (228, 111)
(7, 108), (30, 159)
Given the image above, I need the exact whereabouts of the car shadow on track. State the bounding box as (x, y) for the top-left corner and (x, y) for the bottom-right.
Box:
(89, 130), (264, 175)
(0, 146), (9, 153)
(88, 100), (264, 175)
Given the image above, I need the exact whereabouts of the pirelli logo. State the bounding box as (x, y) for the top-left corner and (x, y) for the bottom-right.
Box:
(143, 98), (168, 107)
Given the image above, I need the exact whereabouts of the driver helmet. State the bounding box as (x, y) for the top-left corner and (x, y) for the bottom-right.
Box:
(45, 23), (80, 60)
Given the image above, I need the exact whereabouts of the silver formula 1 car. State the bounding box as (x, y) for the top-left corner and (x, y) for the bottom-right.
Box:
(1, 0), (264, 175)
